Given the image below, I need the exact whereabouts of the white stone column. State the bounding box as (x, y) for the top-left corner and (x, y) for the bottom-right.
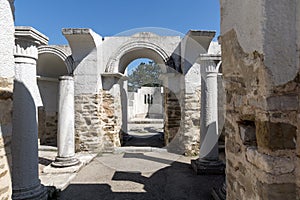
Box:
(191, 55), (224, 174)
(52, 76), (79, 167)
(12, 27), (49, 200)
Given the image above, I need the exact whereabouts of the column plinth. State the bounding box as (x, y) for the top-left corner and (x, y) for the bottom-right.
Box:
(211, 181), (226, 200)
(192, 56), (225, 175)
(52, 76), (79, 167)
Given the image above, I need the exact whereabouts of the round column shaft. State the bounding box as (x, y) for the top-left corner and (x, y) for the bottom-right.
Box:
(12, 27), (48, 200)
(52, 76), (79, 167)
(199, 66), (219, 161)
(191, 56), (224, 175)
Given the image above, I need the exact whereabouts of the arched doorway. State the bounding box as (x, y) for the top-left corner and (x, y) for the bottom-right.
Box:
(104, 36), (180, 149)
(123, 58), (165, 147)
(37, 46), (73, 146)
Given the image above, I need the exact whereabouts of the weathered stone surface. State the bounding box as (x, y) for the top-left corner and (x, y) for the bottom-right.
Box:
(75, 93), (103, 152)
(256, 121), (297, 151)
(181, 90), (201, 156)
(221, 1), (300, 198)
(246, 147), (295, 175)
(74, 90), (122, 153)
(239, 122), (257, 146)
(267, 95), (298, 111)
(0, 137), (12, 200)
(257, 181), (296, 200)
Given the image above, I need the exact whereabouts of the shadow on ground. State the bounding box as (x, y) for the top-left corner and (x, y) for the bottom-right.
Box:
(58, 153), (224, 200)
(123, 132), (164, 148)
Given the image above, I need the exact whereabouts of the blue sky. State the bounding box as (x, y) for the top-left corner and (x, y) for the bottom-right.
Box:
(14, 0), (220, 45)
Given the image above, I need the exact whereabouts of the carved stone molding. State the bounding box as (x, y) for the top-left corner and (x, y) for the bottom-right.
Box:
(14, 26), (48, 63)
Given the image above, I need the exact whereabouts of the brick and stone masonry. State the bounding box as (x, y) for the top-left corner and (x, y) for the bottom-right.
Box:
(221, 0), (300, 199)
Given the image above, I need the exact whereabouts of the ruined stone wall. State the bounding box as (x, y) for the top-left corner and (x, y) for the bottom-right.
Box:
(38, 107), (57, 146)
(0, 1), (14, 199)
(101, 90), (121, 151)
(74, 90), (121, 153)
(181, 89), (201, 156)
(221, 0), (299, 199)
(75, 93), (103, 152)
(223, 30), (298, 199)
(164, 88), (181, 145)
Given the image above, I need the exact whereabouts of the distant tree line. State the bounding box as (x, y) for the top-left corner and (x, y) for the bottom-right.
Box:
(127, 61), (162, 92)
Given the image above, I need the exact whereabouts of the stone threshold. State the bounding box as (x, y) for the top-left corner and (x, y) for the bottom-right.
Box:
(114, 146), (168, 153)
(128, 118), (163, 124)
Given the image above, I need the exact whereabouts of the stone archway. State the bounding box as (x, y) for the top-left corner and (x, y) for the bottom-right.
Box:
(101, 33), (180, 150)
(105, 40), (170, 73)
(105, 41), (171, 148)
(37, 46), (73, 146)
(61, 29), (216, 154)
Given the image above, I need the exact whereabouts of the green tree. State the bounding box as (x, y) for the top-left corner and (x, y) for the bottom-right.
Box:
(127, 61), (162, 92)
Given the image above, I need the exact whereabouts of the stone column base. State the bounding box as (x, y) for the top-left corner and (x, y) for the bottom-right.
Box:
(211, 181), (226, 200)
(51, 156), (80, 168)
(12, 183), (48, 200)
(191, 159), (225, 175)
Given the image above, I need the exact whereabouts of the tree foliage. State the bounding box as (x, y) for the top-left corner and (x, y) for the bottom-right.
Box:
(127, 61), (162, 92)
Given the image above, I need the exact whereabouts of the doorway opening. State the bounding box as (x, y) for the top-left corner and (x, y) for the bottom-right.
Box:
(122, 58), (165, 148)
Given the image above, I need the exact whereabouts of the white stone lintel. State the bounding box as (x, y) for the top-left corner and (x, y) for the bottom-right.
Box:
(15, 26), (49, 45)
(184, 30), (216, 51)
(62, 28), (94, 35)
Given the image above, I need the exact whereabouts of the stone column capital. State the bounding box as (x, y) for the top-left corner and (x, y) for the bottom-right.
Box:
(200, 54), (221, 76)
(14, 26), (48, 63)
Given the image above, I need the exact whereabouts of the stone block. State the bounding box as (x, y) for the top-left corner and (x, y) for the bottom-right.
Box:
(267, 95), (298, 111)
(246, 147), (294, 175)
(239, 121), (257, 146)
(257, 181), (296, 200)
(225, 138), (241, 154)
(256, 121), (296, 151)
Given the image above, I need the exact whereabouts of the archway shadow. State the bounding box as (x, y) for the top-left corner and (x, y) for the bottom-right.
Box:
(58, 153), (224, 200)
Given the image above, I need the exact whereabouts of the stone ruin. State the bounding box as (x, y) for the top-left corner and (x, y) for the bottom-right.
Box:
(0, 0), (299, 199)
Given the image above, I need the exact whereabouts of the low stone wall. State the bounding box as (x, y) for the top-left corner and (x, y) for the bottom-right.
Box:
(0, 77), (13, 200)
(222, 29), (298, 200)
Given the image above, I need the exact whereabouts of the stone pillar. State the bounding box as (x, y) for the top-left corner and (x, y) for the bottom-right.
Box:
(191, 55), (224, 174)
(101, 73), (126, 150)
(52, 76), (79, 167)
(12, 27), (48, 200)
